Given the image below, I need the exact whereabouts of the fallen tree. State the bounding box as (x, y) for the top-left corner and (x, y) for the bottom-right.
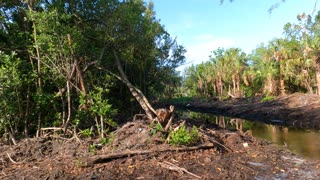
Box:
(112, 49), (174, 128)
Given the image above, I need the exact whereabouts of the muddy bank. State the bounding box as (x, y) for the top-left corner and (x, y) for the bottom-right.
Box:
(171, 93), (320, 130)
(1, 118), (319, 179)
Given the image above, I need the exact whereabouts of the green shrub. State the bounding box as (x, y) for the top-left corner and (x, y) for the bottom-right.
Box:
(190, 125), (200, 142)
(101, 137), (107, 146)
(89, 144), (96, 155)
(81, 129), (93, 138)
(169, 125), (200, 145)
(261, 95), (276, 102)
(150, 122), (163, 136)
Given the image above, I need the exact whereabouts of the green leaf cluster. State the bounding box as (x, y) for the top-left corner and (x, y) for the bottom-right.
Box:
(169, 125), (200, 146)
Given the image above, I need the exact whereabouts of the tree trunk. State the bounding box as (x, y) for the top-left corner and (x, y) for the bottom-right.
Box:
(312, 50), (320, 95)
(315, 70), (320, 95)
(100, 116), (104, 138)
(236, 74), (241, 96)
(232, 74), (236, 95)
(24, 86), (30, 137)
(63, 81), (71, 134)
(75, 59), (87, 95)
(278, 60), (286, 95)
(213, 82), (217, 96)
(28, 2), (43, 137)
(217, 73), (223, 98)
(113, 50), (156, 120)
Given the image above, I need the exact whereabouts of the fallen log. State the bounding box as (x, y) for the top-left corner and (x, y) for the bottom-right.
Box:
(89, 143), (215, 164)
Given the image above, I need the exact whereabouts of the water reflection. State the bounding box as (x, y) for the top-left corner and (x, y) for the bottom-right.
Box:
(180, 111), (320, 160)
(248, 124), (320, 160)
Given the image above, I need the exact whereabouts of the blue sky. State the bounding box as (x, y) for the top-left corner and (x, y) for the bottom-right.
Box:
(147, 0), (319, 71)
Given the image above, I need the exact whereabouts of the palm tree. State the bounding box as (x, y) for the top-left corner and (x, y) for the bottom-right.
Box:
(249, 43), (278, 95)
(298, 12), (320, 95)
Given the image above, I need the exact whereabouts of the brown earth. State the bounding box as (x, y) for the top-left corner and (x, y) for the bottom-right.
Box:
(173, 93), (320, 130)
(1, 117), (320, 179)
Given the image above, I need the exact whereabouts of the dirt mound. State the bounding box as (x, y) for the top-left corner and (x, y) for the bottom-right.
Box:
(175, 93), (320, 129)
(1, 119), (320, 179)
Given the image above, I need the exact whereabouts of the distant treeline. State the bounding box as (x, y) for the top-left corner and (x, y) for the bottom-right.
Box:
(183, 12), (320, 98)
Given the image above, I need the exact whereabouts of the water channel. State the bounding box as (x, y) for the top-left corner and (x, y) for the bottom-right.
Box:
(179, 111), (320, 160)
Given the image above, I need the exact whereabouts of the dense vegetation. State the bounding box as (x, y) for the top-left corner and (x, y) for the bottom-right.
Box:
(0, 0), (185, 141)
(183, 12), (320, 98)
(1, 0), (320, 144)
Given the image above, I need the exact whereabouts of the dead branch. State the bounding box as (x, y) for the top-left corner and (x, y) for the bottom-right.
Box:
(164, 105), (175, 132)
(158, 161), (201, 179)
(40, 127), (64, 131)
(228, 91), (236, 98)
(205, 128), (233, 152)
(40, 127), (72, 137)
(89, 143), (215, 165)
(6, 153), (18, 164)
(82, 60), (98, 73)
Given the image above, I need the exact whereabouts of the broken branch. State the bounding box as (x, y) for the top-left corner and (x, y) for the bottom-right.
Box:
(89, 143), (215, 165)
(158, 161), (201, 179)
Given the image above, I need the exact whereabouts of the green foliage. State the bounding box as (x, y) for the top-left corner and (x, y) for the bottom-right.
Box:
(89, 144), (96, 155)
(0, 52), (25, 133)
(101, 137), (107, 146)
(80, 87), (117, 130)
(190, 126), (200, 142)
(150, 122), (163, 136)
(169, 125), (200, 145)
(81, 129), (93, 138)
(107, 132), (115, 146)
(261, 95), (276, 102)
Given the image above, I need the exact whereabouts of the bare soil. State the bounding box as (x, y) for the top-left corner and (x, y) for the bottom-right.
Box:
(1, 117), (320, 179)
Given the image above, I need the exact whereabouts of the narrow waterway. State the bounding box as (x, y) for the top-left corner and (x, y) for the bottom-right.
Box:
(179, 111), (320, 160)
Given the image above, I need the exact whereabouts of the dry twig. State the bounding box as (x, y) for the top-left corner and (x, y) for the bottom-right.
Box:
(164, 105), (175, 131)
(6, 153), (18, 164)
(158, 161), (201, 179)
(205, 128), (233, 152)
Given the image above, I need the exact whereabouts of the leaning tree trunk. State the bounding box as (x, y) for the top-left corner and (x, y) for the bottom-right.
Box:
(113, 50), (157, 120)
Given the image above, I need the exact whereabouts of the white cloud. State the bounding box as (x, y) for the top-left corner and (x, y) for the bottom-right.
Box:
(185, 36), (236, 64)
(176, 36), (235, 73)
